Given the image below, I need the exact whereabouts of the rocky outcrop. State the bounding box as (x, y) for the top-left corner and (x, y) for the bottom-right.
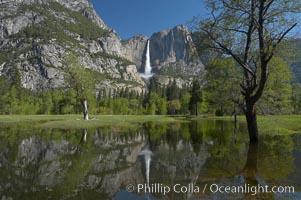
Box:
(97, 32), (124, 56)
(120, 25), (205, 87)
(0, 0), (205, 92)
(150, 25), (194, 66)
(122, 34), (149, 72)
(0, 0), (108, 30)
(148, 25), (205, 87)
(0, 0), (146, 92)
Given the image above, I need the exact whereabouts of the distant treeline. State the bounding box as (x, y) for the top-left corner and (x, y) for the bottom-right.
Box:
(1, 57), (301, 115)
(0, 74), (202, 115)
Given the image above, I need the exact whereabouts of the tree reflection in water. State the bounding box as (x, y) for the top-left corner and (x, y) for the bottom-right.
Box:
(0, 120), (300, 200)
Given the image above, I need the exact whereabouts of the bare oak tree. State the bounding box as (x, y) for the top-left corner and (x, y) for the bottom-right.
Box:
(200, 0), (301, 142)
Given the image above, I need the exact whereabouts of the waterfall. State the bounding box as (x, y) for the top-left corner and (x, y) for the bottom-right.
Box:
(144, 40), (152, 75)
(140, 40), (153, 79)
(139, 146), (152, 186)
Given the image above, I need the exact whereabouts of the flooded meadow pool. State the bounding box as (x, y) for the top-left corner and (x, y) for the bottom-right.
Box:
(0, 119), (300, 199)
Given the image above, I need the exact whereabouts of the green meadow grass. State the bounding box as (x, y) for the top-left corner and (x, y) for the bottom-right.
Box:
(205, 115), (301, 135)
(256, 115), (301, 135)
(0, 115), (184, 129)
(0, 115), (300, 135)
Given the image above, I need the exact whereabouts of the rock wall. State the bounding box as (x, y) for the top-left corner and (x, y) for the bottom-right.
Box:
(148, 25), (205, 87)
(122, 34), (148, 72)
(0, 0), (205, 92)
(0, 0), (146, 93)
(0, 0), (108, 30)
(150, 25), (194, 67)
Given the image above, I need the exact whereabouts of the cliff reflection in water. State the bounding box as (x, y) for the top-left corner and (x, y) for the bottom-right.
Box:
(0, 119), (300, 200)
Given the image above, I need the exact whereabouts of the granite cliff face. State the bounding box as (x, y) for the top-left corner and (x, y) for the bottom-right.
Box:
(121, 25), (205, 87)
(150, 25), (192, 66)
(0, 0), (205, 92)
(122, 34), (148, 72)
(149, 25), (205, 87)
(0, 0), (145, 93)
(0, 0), (108, 32)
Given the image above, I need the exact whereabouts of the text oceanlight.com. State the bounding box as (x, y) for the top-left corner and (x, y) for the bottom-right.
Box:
(126, 183), (295, 196)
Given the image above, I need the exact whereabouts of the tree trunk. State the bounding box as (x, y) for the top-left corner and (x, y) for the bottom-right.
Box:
(234, 114), (237, 124)
(243, 142), (258, 177)
(195, 104), (198, 116)
(245, 103), (258, 142)
(233, 102), (237, 124)
(75, 129), (88, 153)
(82, 98), (89, 120)
(242, 142), (259, 198)
(83, 128), (87, 142)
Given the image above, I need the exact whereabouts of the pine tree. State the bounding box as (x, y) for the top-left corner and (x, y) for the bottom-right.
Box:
(189, 79), (202, 116)
(167, 79), (180, 101)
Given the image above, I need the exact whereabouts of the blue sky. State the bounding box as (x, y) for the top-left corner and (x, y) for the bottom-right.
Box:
(90, 0), (206, 39)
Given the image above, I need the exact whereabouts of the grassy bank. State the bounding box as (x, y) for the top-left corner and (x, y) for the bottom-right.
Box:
(204, 115), (301, 135)
(0, 115), (184, 129)
(257, 115), (301, 135)
(0, 115), (300, 135)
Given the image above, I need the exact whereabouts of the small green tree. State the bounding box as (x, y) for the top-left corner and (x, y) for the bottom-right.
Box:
(257, 57), (293, 114)
(64, 53), (95, 120)
(292, 83), (301, 114)
(147, 103), (157, 115)
(157, 98), (167, 115)
(180, 92), (191, 115)
(205, 58), (241, 115)
(39, 91), (53, 114)
(0, 76), (10, 114)
(167, 100), (181, 115)
(8, 86), (18, 114)
(10, 66), (22, 92)
(189, 79), (202, 116)
(166, 79), (180, 101)
(147, 92), (159, 115)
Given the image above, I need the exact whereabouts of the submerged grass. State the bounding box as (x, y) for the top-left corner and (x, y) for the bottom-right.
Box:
(257, 115), (301, 135)
(0, 114), (300, 135)
(0, 115), (184, 129)
(205, 115), (301, 135)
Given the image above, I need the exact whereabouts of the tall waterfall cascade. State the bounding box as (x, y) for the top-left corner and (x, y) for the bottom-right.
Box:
(139, 146), (152, 186)
(140, 40), (154, 79)
(144, 40), (152, 75)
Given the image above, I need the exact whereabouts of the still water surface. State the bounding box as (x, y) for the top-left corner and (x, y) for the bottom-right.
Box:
(0, 119), (300, 199)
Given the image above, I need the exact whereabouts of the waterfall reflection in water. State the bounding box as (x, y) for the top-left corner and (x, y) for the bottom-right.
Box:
(0, 120), (300, 200)
(139, 142), (152, 187)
